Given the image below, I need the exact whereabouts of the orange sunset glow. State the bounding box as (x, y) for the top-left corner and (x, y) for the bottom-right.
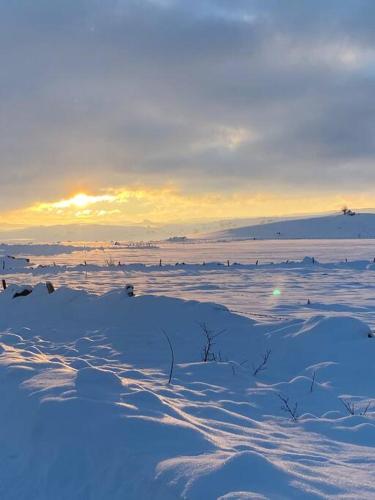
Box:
(1, 188), (375, 228)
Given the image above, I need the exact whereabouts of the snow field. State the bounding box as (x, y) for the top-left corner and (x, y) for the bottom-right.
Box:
(0, 286), (374, 498)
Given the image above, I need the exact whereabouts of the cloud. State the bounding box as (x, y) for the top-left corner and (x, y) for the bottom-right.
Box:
(1, 0), (375, 216)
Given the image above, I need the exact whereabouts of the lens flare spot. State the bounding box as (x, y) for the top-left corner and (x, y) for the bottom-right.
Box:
(273, 288), (281, 296)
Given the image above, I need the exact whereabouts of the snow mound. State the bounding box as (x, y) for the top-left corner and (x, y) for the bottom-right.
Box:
(0, 255), (30, 271)
(157, 450), (296, 499)
(0, 243), (87, 256)
(75, 366), (124, 398)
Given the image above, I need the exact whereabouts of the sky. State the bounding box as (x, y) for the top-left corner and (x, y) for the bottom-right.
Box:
(2, 0), (375, 227)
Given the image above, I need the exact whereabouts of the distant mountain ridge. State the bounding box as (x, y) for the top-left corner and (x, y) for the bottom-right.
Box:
(203, 213), (375, 240)
(0, 216), (304, 242)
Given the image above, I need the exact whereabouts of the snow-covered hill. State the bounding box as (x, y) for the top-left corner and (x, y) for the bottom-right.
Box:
(0, 285), (374, 498)
(203, 213), (375, 240)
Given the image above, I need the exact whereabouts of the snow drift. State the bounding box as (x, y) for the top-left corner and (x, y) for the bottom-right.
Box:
(0, 287), (374, 499)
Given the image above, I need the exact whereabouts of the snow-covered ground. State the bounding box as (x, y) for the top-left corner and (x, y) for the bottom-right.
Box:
(0, 240), (375, 498)
(2, 238), (375, 265)
(203, 213), (375, 240)
(2, 240), (375, 327)
(0, 243), (89, 256)
(0, 285), (374, 499)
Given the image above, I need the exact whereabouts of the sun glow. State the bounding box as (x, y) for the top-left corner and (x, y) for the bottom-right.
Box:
(2, 185), (375, 227)
(35, 193), (116, 211)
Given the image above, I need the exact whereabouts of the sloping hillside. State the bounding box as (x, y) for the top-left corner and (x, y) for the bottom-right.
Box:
(204, 213), (375, 240)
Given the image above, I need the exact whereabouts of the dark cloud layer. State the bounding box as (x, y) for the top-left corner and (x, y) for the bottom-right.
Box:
(1, 0), (375, 209)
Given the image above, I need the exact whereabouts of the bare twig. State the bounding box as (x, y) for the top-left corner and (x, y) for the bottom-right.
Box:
(310, 371), (317, 393)
(217, 351), (229, 362)
(278, 394), (299, 422)
(340, 398), (373, 416)
(361, 400), (372, 416)
(340, 398), (356, 415)
(161, 330), (175, 385)
(252, 349), (271, 376)
(198, 322), (226, 362)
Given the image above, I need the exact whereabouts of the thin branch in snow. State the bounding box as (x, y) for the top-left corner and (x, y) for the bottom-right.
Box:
(252, 349), (271, 377)
(361, 400), (372, 416)
(198, 322), (226, 362)
(310, 371), (317, 393)
(340, 398), (373, 416)
(340, 398), (356, 415)
(278, 394), (299, 422)
(161, 330), (175, 385)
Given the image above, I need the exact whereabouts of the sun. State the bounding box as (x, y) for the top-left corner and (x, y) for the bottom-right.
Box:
(69, 193), (93, 208)
(47, 192), (116, 210)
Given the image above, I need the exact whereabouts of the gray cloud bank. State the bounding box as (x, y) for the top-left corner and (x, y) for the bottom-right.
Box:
(1, 0), (375, 209)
